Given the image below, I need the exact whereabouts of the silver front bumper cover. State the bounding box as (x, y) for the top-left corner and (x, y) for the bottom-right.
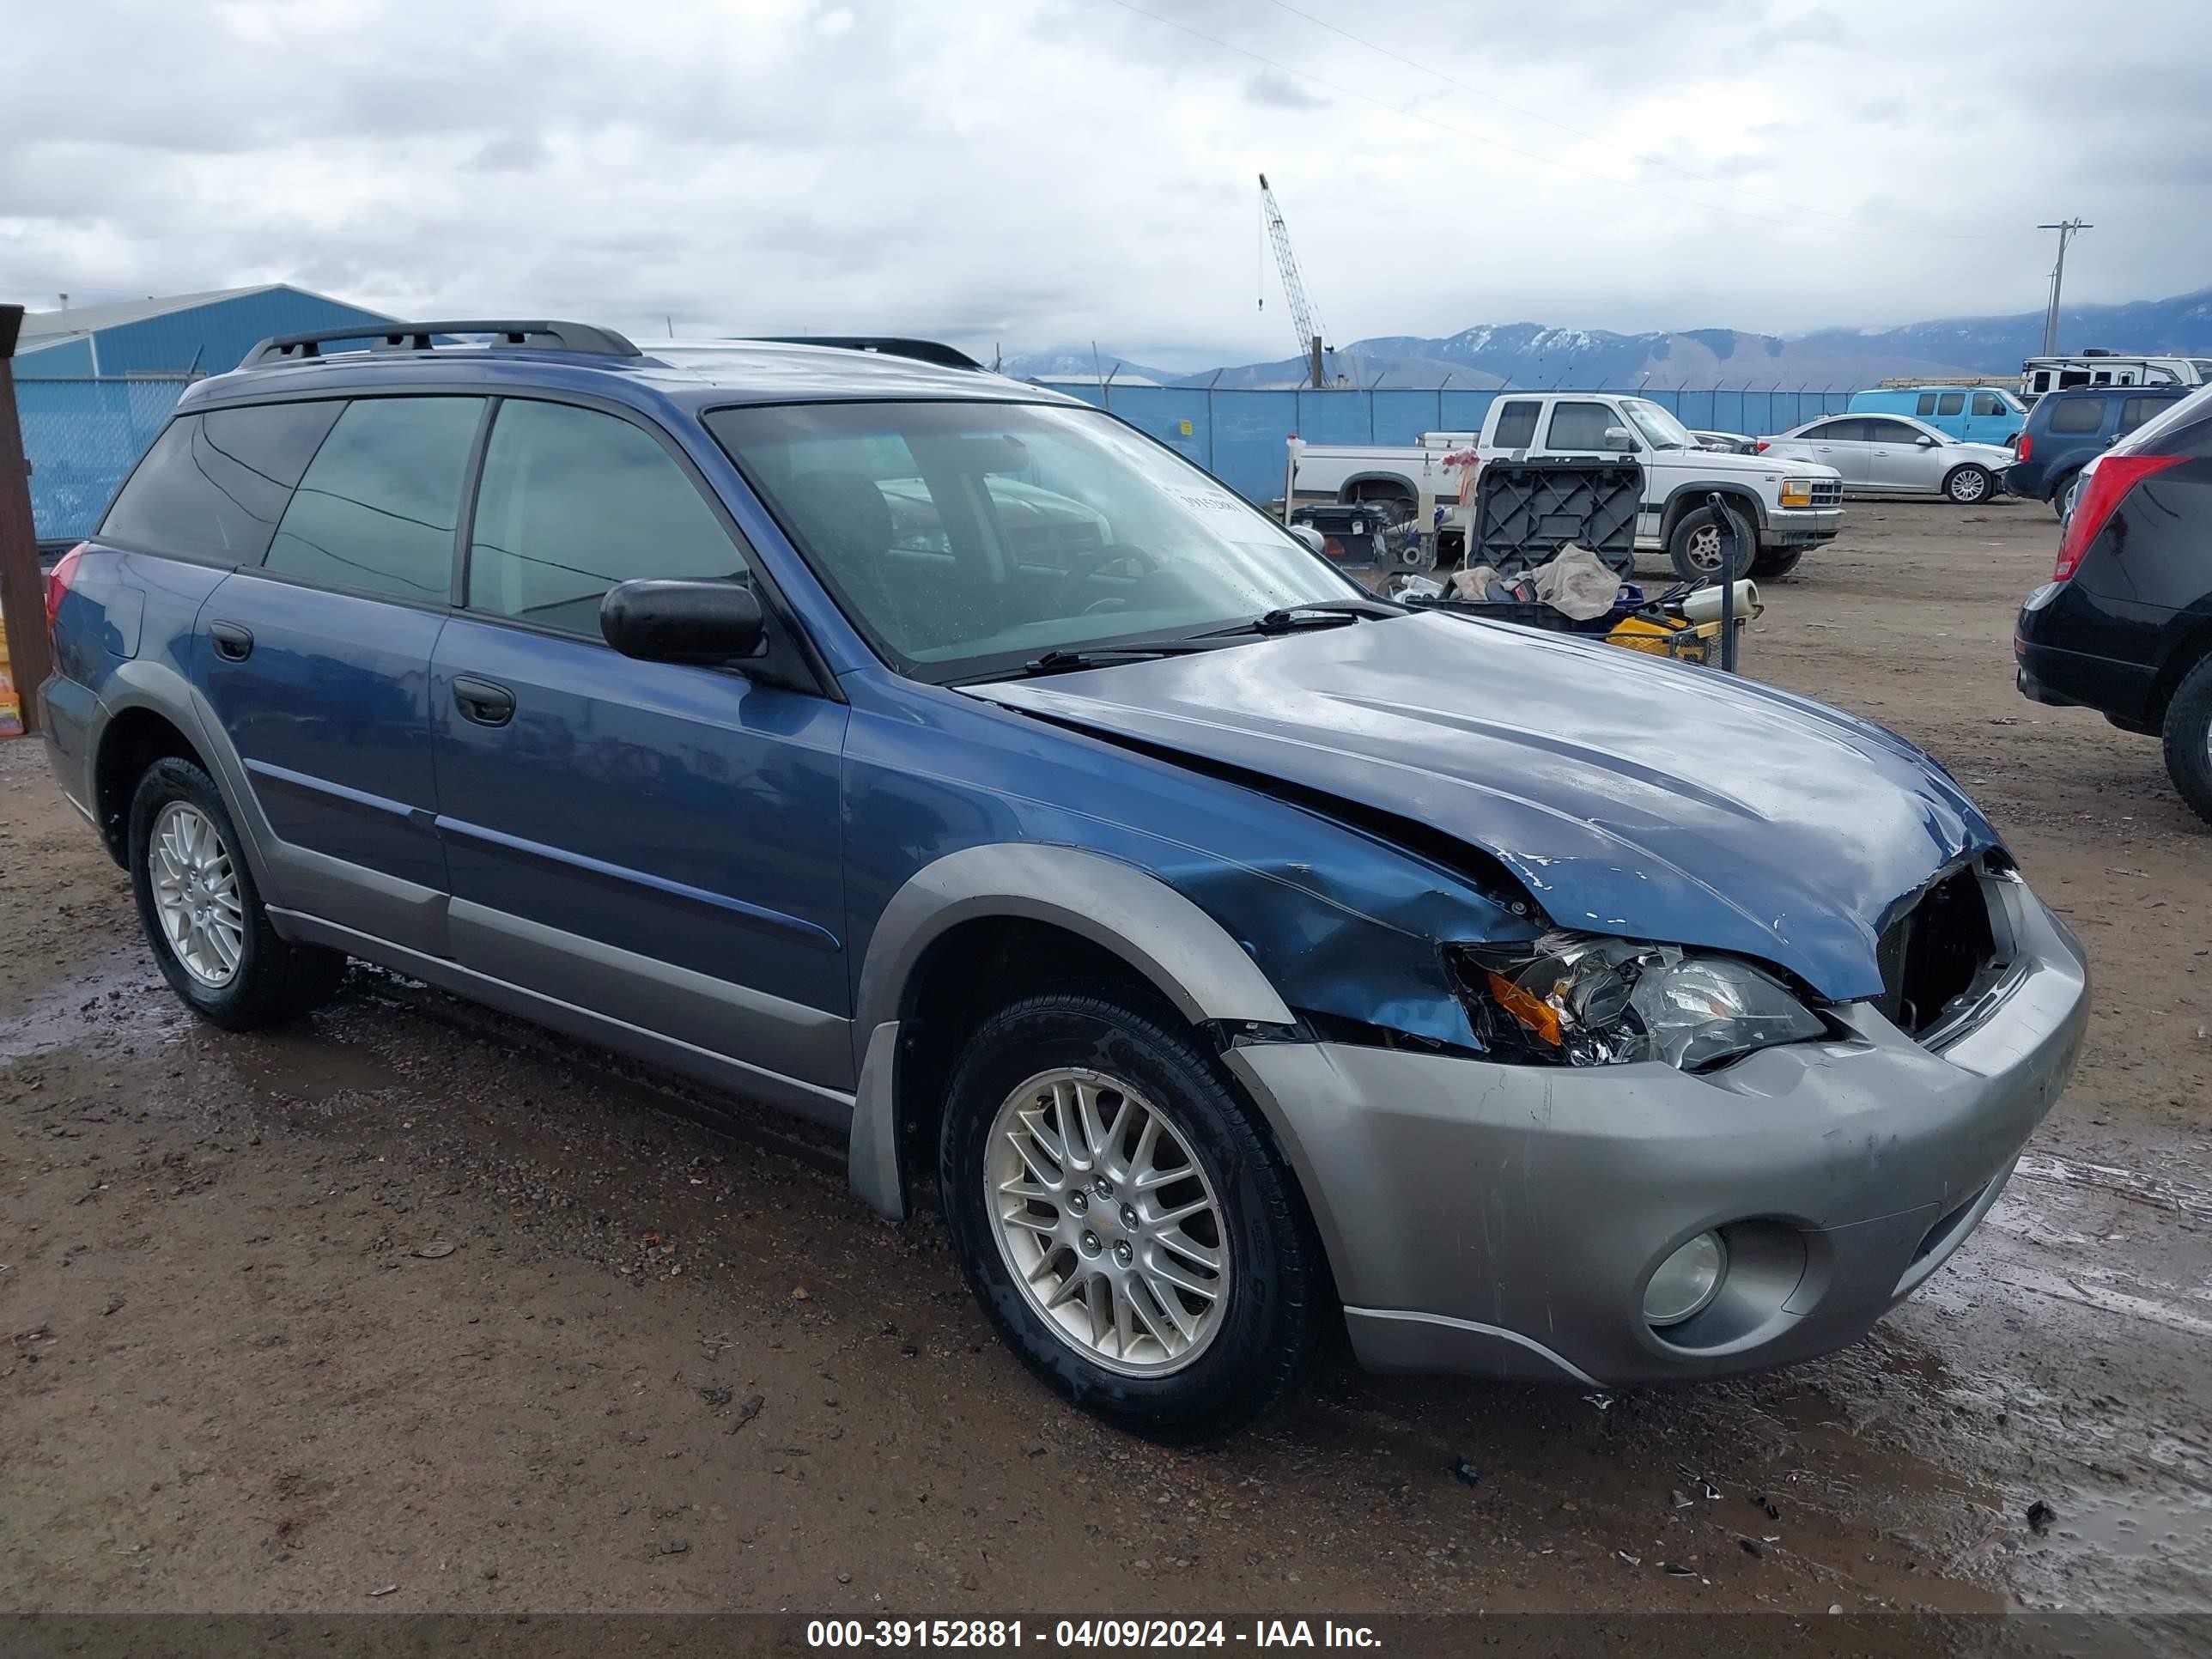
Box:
(1224, 879), (2088, 1386)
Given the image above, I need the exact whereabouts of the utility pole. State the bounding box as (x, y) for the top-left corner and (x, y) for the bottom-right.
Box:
(2037, 219), (2092, 356)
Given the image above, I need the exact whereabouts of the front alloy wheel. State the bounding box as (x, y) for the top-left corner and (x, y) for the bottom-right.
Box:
(988, 1068), (1230, 1375)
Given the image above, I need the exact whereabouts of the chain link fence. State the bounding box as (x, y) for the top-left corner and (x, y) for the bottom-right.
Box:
(17, 376), (193, 544)
(1050, 383), (1855, 503)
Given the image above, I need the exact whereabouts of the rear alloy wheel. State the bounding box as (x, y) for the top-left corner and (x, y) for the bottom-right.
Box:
(939, 990), (1322, 1440)
(2160, 656), (2212, 827)
(1945, 464), (1993, 504)
(129, 757), (349, 1030)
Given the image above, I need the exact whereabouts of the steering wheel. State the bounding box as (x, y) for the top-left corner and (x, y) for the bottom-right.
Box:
(1056, 544), (1160, 614)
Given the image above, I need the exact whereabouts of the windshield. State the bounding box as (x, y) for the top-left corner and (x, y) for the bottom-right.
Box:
(704, 400), (1364, 680)
(1620, 398), (1696, 451)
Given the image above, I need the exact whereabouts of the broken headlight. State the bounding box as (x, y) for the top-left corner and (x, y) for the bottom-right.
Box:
(1453, 935), (1826, 1071)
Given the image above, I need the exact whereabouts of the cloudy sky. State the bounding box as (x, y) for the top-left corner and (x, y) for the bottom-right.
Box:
(6, 0), (2205, 368)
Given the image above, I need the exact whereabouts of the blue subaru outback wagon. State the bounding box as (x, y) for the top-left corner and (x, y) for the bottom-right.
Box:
(40, 321), (2089, 1437)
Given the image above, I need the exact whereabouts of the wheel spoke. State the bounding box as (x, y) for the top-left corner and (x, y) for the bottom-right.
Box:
(1044, 1266), (1088, 1311)
(1073, 1079), (1110, 1164)
(1144, 1194), (1212, 1228)
(1155, 1231), (1219, 1273)
(999, 1206), (1058, 1238)
(1129, 1278), (1184, 1349)
(1020, 1103), (1069, 1170)
(1006, 1126), (1063, 1189)
(1146, 1253), (1219, 1304)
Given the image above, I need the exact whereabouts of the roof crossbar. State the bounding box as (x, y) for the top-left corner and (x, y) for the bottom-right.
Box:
(244, 319), (641, 365)
(746, 337), (985, 371)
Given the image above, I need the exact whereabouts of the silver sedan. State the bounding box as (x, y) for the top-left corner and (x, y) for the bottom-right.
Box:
(1758, 415), (2013, 503)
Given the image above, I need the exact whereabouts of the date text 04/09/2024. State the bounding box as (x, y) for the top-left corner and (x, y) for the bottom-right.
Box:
(805, 1620), (1383, 1649)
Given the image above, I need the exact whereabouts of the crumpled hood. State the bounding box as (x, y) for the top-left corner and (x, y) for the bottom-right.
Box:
(970, 612), (2001, 1001)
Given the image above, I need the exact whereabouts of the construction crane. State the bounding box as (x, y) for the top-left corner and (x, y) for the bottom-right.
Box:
(1259, 173), (1328, 388)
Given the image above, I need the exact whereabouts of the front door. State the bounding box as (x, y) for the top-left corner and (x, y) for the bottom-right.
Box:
(427, 397), (853, 1101)
(1863, 419), (1940, 493)
(195, 394), (486, 952)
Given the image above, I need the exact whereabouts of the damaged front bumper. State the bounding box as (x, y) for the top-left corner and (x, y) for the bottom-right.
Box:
(1223, 878), (2088, 1387)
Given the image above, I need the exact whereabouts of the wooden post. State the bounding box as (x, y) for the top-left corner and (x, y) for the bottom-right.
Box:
(0, 305), (53, 738)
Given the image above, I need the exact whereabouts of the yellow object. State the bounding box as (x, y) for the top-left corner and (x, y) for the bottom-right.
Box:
(1485, 969), (1563, 1046)
(1779, 478), (1814, 507)
(1178, 418), (1194, 436)
(0, 599), (21, 738)
(1604, 614), (1731, 665)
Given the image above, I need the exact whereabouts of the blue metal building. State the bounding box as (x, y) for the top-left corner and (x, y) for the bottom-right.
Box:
(15, 284), (399, 379)
(15, 285), (401, 544)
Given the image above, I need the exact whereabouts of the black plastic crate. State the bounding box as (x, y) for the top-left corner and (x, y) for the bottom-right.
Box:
(1471, 458), (1640, 576)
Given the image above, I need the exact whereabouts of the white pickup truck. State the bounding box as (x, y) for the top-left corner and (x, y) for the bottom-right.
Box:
(1291, 394), (1845, 580)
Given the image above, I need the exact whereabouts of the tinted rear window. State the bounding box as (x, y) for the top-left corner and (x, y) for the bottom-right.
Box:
(1491, 400), (1540, 447)
(264, 397), (483, 603)
(99, 401), (343, 562)
(1936, 392), (1965, 416)
(2045, 398), (2105, 434)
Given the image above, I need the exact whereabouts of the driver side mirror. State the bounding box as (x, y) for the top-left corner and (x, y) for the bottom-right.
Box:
(1603, 425), (1638, 452)
(601, 579), (764, 665)
(1916, 434), (1939, 448)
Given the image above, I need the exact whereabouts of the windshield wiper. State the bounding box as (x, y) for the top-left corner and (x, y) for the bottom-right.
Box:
(1198, 599), (1402, 638)
(1001, 641), (1224, 679)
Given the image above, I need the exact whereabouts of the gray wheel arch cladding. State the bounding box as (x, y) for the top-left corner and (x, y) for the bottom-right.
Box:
(845, 844), (1295, 1221)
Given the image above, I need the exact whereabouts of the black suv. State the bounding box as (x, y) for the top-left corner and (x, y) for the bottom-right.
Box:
(2004, 386), (2191, 514)
(2015, 385), (2212, 821)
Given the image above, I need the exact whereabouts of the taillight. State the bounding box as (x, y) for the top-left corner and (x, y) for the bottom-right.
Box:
(2016, 433), (2033, 462)
(2054, 456), (2184, 580)
(1754, 440), (1770, 453)
(45, 542), (87, 635)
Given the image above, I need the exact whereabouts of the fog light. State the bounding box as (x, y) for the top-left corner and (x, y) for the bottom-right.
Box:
(1644, 1231), (1725, 1327)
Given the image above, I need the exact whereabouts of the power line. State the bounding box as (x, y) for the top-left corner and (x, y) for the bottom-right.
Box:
(1260, 0), (1948, 234)
(1097, 0), (1991, 243)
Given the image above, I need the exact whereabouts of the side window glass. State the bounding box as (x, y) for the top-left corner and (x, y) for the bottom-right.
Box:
(2046, 399), (2103, 434)
(1544, 401), (1616, 449)
(1491, 400), (1540, 448)
(265, 398), (483, 603)
(467, 400), (748, 636)
(2118, 398), (2160, 434)
(1936, 392), (1966, 416)
(100, 401), (343, 562)
(1916, 393), (1937, 416)
(1972, 392), (2004, 416)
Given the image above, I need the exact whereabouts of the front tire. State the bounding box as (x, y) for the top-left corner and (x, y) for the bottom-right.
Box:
(128, 757), (349, 1030)
(1750, 546), (1805, 580)
(939, 990), (1322, 1441)
(1945, 464), (1993, 504)
(2160, 657), (2212, 827)
(1668, 502), (1755, 584)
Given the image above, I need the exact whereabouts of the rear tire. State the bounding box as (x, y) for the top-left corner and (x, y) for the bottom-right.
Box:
(938, 989), (1322, 1442)
(1667, 502), (1755, 584)
(1750, 546), (1805, 580)
(1945, 464), (1993, 504)
(128, 757), (349, 1030)
(2048, 470), (2079, 519)
(2160, 658), (2212, 827)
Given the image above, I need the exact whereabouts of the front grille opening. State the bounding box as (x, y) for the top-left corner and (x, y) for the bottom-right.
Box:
(1876, 866), (1996, 1037)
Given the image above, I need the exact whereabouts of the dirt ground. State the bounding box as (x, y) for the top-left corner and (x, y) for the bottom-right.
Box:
(2, 501), (2208, 1624)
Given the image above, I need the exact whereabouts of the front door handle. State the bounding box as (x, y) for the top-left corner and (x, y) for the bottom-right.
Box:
(209, 620), (254, 662)
(452, 676), (515, 727)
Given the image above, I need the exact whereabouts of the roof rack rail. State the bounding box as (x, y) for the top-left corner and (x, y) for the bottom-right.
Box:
(747, 337), (985, 372)
(244, 319), (641, 366)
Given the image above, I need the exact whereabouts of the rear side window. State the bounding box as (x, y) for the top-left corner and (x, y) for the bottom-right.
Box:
(1936, 392), (1965, 416)
(100, 401), (343, 562)
(2046, 398), (2105, 434)
(1915, 393), (1938, 416)
(1972, 392), (2006, 416)
(466, 400), (748, 637)
(2118, 397), (2166, 434)
(1865, 419), (1923, 443)
(264, 398), (484, 603)
(1491, 399), (1540, 447)
(1544, 400), (1616, 449)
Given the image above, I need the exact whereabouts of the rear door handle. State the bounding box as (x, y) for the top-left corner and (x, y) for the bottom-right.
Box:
(452, 676), (515, 727)
(209, 621), (254, 661)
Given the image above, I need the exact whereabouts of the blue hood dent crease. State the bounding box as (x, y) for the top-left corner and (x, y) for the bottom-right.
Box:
(969, 612), (1999, 1002)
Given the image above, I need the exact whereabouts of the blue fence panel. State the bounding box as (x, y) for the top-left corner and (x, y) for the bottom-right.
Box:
(1370, 390), (1438, 446)
(1440, 390), (1499, 434)
(17, 376), (190, 543)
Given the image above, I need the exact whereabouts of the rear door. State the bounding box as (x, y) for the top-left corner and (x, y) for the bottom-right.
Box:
(428, 396), (852, 1103)
(1789, 418), (1869, 485)
(194, 394), (484, 952)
